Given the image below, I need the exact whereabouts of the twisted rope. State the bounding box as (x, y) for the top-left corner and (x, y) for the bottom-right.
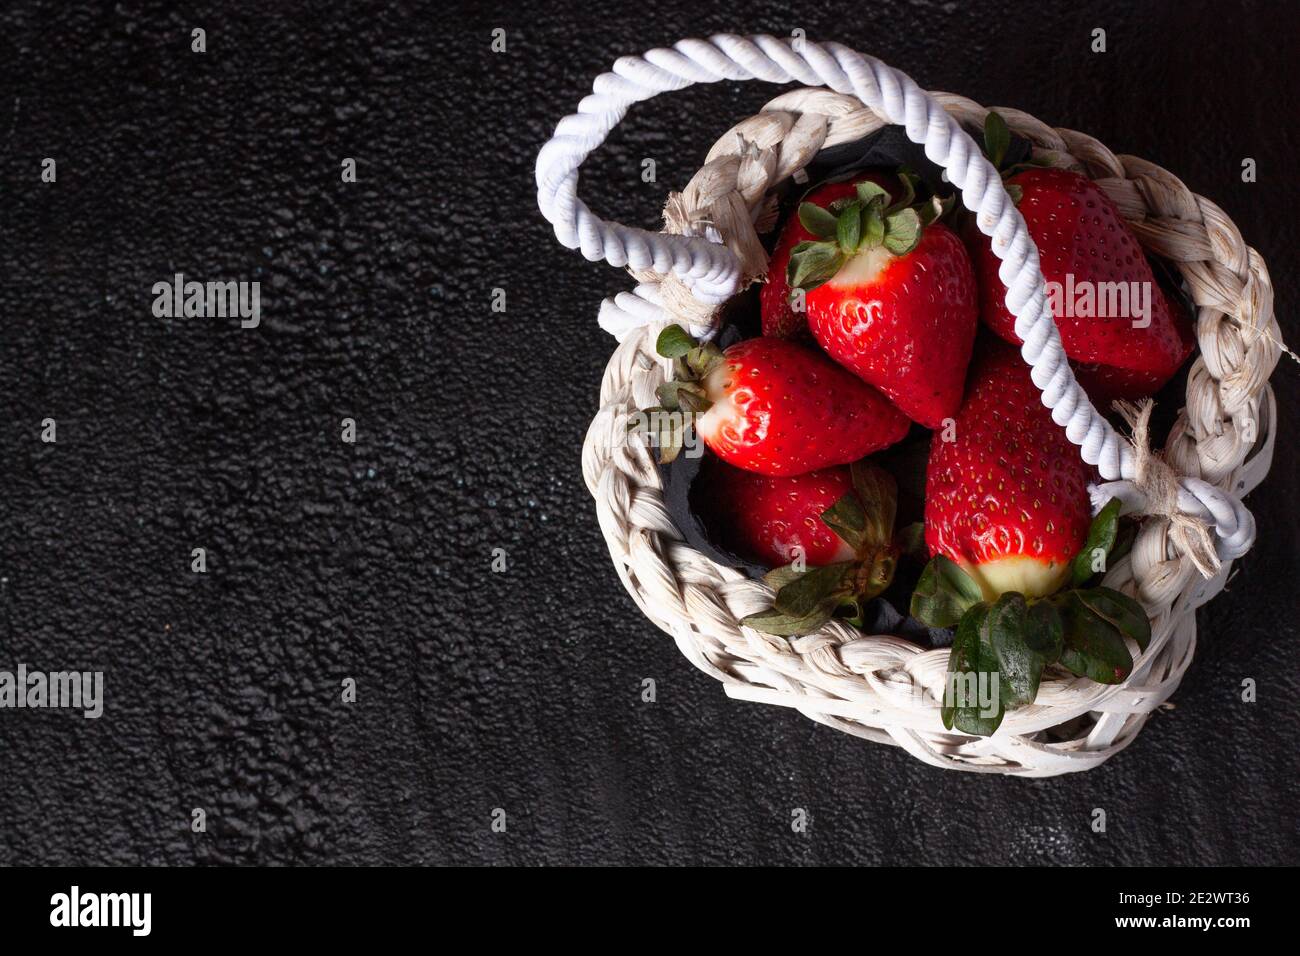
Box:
(1094, 401), (1222, 578)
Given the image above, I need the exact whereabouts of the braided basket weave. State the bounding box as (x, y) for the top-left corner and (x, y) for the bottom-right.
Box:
(537, 35), (1281, 775)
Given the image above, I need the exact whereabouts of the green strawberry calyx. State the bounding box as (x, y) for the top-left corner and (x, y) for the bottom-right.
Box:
(627, 325), (725, 464)
(785, 173), (950, 296)
(740, 462), (906, 637)
(909, 498), (1151, 736)
(979, 110), (1057, 204)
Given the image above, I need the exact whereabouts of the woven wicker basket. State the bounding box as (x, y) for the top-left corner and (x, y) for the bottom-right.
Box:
(536, 35), (1281, 775)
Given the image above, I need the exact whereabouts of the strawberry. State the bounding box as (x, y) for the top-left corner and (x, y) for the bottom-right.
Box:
(1065, 292), (1194, 407)
(910, 338), (1151, 736)
(923, 338), (1093, 599)
(638, 326), (909, 477)
(719, 460), (904, 637)
(760, 174), (899, 340)
(698, 457), (857, 567)
(967, 158), (1194, 403)
(786, 178), (979, 428)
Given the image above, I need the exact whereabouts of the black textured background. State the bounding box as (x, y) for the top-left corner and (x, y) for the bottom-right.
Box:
(0, 1), (1296, 866)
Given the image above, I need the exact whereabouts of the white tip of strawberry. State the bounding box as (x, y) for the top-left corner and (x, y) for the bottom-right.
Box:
(695, 361), (735, 447)
(960, 556), (1071, 602)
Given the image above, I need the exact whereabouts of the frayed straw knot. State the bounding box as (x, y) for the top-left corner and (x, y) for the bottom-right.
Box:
(1114, 399), (1221, 578)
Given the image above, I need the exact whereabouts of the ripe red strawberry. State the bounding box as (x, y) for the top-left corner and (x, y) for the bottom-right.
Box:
(1068, 294), (1194, 407)
(641, 327), (909, 477)
(787, 179), (979, 428)
(704, 459), (905, 637)
(923, 338), (1093, 600)
(967, 166), (1194, 403)
(697, 457), (857, 567)
(761, 174), (898, 340)
(911, 336), (1151, 737)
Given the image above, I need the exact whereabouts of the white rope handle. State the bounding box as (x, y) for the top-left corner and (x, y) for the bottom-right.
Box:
(534, 33), (1255, 564)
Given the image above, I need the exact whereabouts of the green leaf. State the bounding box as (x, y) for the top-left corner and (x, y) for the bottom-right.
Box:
(897, 521), (926, 560)
(919, 193), (955, 227)
(654, 410), (685, 465)
(911, 554), (983, 628)
(762, 564), (805, 591)
(855, 180), (890, 205)
(836, 202), (862, 251)
(984, 110), (1011, 169)
(891, 169), (917, 212)
(655, 380), (706, 413)
(787, 241), (844, 292)
(943, 604), (1005, 735)
(656, 325), (694, 359)
(1109, 518), (1137, 567)
(988, 593), (1063, 707)
(744, 561), (860, 636)
(1071, 497), (1122, 586)
(856, 547), (898, 602)
(1025, 599), (1066, 658)
(1006, 183), (1023, 205)
(772, 561), (854, 617)
(682, 341), (722, 380)
(676, 388), (711, 414)
(1075, 587), (1151, 652)
(819, 493), (867, 553)
(850, 461), (898, 548)
(741, 603), (838, 636)
(797, 202), (839, 240)
(655, 381), (681, 411)
(1056, 591), (1133, 684)
(861, 201), (886, 248)
(882, 207), (922, 255)
(837, 595), (867, 629)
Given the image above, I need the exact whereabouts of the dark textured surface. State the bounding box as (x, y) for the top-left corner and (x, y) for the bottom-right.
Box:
(0, 0), (1296, 866)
